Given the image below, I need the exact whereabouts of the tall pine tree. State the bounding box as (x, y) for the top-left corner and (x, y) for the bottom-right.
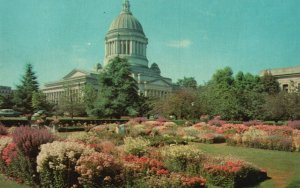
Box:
(91, 57), (139, 118)
(13, 64), (39, 114)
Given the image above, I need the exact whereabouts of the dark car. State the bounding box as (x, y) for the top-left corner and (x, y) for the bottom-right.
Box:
(0, 109), (22, 117)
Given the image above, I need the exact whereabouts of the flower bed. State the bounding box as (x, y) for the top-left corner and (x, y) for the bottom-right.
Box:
(0, 123), (273, 187)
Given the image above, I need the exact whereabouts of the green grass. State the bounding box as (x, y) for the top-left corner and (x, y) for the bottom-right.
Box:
(0, 174), (29, 188)
(194, 143), (300, 188)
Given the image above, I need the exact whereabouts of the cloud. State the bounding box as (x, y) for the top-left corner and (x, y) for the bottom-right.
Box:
(166, 39), (192, 48)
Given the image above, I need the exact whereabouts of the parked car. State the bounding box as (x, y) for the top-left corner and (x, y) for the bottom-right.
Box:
(0, 109), (22, 117)
(32, 110), (48, 118)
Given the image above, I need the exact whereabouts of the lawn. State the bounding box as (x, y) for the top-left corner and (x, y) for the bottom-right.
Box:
(0, 174), (29, 188)
(195, 143), (300, 188)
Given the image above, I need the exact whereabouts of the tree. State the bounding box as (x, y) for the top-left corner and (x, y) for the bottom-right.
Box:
(152, 89), (200, 119)
(32, 91), (52, 112)
(13, 64), (39, 114)
(91, 57), (140, 118)
(260, 71), (280, 95)
(83, 85), (98, 116)
(57, 85), (86, 118)
(263, 92), (300, 121)
(233, 72), (265, 120)
(177, 77), (198, 89)
(201, 67), (240, 120)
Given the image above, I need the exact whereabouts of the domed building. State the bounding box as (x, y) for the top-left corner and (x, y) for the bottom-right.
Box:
(43, 0), (172, 103)
(103, 0), (173, 97)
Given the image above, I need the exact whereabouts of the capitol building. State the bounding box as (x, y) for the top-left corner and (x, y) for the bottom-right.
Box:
(43, 0), (173, 103)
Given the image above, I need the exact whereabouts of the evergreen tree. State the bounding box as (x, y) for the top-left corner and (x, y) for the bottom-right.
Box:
(91, 57), (139, 118)
(13, 64), (39, 114)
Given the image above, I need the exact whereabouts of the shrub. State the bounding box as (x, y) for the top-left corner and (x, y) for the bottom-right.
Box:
(37, 141), (94, 188)
(75, 152), (123, 187)
(161, 145), (206, 174)
(147, 135), (187, 147)
(203, 158), (267, 187)
(0, 125), (8, 135)
(1, 143), (17, 166)
(12, 126), (55, 160)
(123, 137), (150, 157)
(134, 173), (206, 188)
(0, 136), (12, 172)
(208, 118), (226, 127)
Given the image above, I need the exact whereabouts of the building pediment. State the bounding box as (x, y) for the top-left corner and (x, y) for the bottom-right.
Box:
(146, 78), (172, 87)
(63, 69), (89, 79)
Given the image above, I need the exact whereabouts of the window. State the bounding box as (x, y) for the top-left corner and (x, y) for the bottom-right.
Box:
(282, 84), (289, 92)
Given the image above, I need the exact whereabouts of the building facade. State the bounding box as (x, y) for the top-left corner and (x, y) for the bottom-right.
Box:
(261, 66), (300, 92)
(43, 0), (173, 102)
(43, 69), (100, 104)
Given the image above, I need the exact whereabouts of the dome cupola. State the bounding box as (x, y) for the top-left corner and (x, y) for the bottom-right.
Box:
(104, 0), (148, 68)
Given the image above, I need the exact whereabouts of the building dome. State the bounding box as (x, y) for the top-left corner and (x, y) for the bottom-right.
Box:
(103, 0), (149, 68)
(109, 13), (145, 35)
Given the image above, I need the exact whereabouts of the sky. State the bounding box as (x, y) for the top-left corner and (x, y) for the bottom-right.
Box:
(1, 0), (300, 88)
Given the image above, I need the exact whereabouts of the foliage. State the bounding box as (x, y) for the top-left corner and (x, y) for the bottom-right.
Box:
(91, 57), (140, 118)
(37, 141), (94, 188)
(263, 92), (300, 121)
(260, 70), (280, 95)
(161, 145), (205, 174)
(227, 125), (297, 151)
(123, 137), (150, 156)
(0, 94), (14, 109)
(83, 84), (98, 117)
(32, 91), (52, 112)
(177, 77), (198, 89)
(57, 85), (86, 118)
(203, 158), (267, 187)
(152, 89), (200, 119)
(12, 126), (55, 160)
(75, 152), (123, 187)
(13, 64), (39, 114)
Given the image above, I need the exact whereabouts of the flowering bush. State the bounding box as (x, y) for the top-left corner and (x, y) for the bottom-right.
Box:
(203, 158), (267, 187)
(161, 145), (206, 174)
(2, 143), (17, 166)
(134, 173), (206, 188)
(12, 126), (55, 160)
(227, 126), (296, 151)
(0, 136), (12, 153)
(208, 117), (226, 127)
(124, 154), (166, 175)
(37, 141), (94, 188)
(75, 152), (123, 187)
(123, 137), (150, 156)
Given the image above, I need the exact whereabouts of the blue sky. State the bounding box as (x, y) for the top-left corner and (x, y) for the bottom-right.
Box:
(1, 0), (299, 88)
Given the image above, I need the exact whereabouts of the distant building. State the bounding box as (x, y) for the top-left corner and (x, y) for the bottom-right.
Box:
(260, 66), (300, 92)
(0, 86), (13, 97)
(43, 0), (173, 103)
(43, 68), (100, 104)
